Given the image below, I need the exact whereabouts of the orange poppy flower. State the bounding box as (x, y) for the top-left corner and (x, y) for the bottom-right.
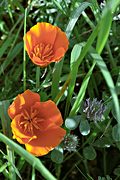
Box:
(8, 90), (66, 156)
(23, 22), (69, 67)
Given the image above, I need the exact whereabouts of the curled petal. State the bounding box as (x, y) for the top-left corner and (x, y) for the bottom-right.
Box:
(25, 145), (53, 156)
(8, 90), (40, 119)
(24, 23), (57, 58)
(33, 101), (63, 126)
(8, 89), (66, 156)
(52, 47), (66, 62)
(23, 22), (69, 67)
(26, 124), (66, 156)
(28, 124), (66, 147)
(31, 55), (49, 67)
(53, 27), (69, 52)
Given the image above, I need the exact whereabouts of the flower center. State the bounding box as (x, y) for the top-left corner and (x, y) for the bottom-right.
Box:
(19, 108), (43, 134)
(32, 43), (54, 61)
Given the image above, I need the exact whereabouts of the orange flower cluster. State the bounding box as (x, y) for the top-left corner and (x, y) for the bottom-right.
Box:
(8, 90), (66, 156)
(24, 22), (69, 67)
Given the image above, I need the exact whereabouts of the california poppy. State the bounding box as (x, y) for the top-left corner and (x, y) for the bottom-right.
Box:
(23, 22), (69, 67)
(8, 90), (66, 156)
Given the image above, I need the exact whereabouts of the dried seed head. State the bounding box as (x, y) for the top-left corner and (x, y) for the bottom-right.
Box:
(63, 134), (78, 152)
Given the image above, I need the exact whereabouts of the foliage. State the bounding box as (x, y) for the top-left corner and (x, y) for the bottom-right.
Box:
(0, 0), (120, 179)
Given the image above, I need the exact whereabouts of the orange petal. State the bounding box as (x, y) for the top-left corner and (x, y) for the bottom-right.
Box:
(53, 27), (69, 52)
(31, 48), (64, 66)
(30, 55), (49, 67)
(23, 32), (33, 56)
(8, 94), (25, 119)
(22, 89), (40, 107)
(28, 124), (66, 147)
(8, 90), (40, 119)
(36, 22), (57, 45)
(33, 101), (63, 126)
(52, 47), (65, 62)
(25, 144), (53, 156)
(24, 22), (58, 57)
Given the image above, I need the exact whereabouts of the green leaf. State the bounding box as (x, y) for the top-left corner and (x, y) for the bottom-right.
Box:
(96, 8), (112, 54)
(98, 176), (112, 180)
(112, 124), (120, 141)
(51, 2), (91, 99)
(106, 175), (112, 180)
(65, 43), (83, 117)
(79, 119), (90, 136)
(0, 42), (23, 76)
(0, 100), (12, 138)
(65, 116), (81, 130)
(93, 137), (113, 148)
(114, 167), (120, 176)
(52, 0), (66, 15)
(9, 162), (22, 180)
(90, 49), (120, 124)
(69, 61), (96, 117)
(0, 133), (57, 180)
(66, 2), (91, 38)
(98, 177), (105, 180)
(111, 107), (117, 120)
(0, 36), (13, 58)
(70, 44), (82, 66)
(51, 147), (63, 164)
(83, 146), (96, 160)
(0, 163), (8, 173)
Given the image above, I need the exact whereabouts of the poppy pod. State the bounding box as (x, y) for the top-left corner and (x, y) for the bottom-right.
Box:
(8, 90), (66, 156)
(24, 22), (69, 67)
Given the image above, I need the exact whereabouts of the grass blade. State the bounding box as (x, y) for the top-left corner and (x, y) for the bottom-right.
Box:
(90, 49), (120, 123)
(69, 61), (96, 117)
(0, 133), (57, 180)
(51, 2), (91, 99)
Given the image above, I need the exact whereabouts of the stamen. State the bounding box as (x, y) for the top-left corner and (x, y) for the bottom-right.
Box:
(19, 108), (43, 134)
(32, 43), (54, 61)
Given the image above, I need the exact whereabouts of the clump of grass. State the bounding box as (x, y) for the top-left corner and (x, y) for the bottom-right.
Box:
(0, 0), (120, 179)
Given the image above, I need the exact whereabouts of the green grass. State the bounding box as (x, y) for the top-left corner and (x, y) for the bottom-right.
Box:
(0, 0), (120, 179)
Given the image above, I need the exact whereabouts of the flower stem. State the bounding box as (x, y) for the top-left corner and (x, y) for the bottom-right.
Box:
(32, 167), (35, 180)
(54, 74), (70, 104)
(36, 67), (40, 89)
(7, 145), (16, 180)
(103, 148), (107, 176)
(106, 41), (116, 68)
(0, 133), (57, 180)
(23, 8), (27, 91)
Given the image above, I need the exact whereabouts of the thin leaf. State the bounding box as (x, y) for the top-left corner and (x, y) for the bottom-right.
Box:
(90, 50), (120, 123)
(51, 2), (91, 99)
(0, 133), (57, 180)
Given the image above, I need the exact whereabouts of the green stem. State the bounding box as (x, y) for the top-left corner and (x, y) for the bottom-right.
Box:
(106, 41), (116, 68)
(56, 164), (61, 180)
(75, 164), (89, 180)
(69, 61), (96, 117)
(103, 148), (107, 176)
(83, 159), (90, 175)
(82, 11), (95, 29)
(36, 67), (40, 89)
(32, 167), (35, 180)
(0, 160), (9, 179)
(54, 74), (70, 104)
(23, 8), (27, 91)
(0, 133), (57, 180)
(62, 160), (81, 180)
(7, 145), (16, 180)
